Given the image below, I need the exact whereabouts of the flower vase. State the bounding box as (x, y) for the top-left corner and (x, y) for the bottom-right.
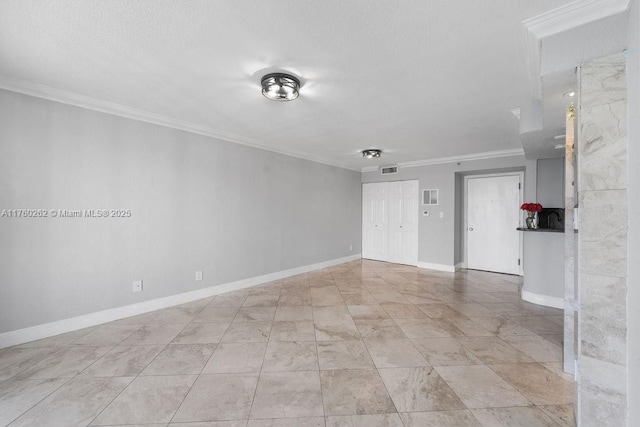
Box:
(526, 212), (538, 229)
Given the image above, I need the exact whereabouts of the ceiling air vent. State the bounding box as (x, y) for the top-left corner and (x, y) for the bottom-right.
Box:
(381, 166), (398, 175)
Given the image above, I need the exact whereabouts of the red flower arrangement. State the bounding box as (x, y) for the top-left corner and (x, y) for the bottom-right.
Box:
(520, 203), (543, 213)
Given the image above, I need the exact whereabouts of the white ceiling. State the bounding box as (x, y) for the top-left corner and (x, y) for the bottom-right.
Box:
(0, 0), (629, 170)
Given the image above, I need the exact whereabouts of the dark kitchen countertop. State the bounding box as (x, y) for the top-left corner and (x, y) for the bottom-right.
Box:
(517, 227), (564, 233)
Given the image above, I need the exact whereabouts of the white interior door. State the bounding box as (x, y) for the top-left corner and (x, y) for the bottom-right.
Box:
(362, 182), (388, 261)
(401, 180), (419, 265)
(467, 175), (521, 275)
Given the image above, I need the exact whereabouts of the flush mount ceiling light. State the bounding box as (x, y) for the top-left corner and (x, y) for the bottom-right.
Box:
(362, 149), (382, 159)
(563, 91), (576, 98)
(261, 73), (300, 101)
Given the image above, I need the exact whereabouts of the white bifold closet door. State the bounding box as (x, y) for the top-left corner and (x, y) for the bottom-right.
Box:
(362, 182), (388, 261)
(362, 180), (418, 266)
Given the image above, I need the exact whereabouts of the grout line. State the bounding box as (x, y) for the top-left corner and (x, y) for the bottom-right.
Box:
(467, 408), (486, 426)
(5, 346), (68, 381)
(165, 373), (201, 424)
(148, 300), (231, 424)
(2, 376), (74, 425)
(312, 302), (327, 420)
(245, 296), (277, 421)
(85, 305), (205, 425)
(84, 373), (137, 425)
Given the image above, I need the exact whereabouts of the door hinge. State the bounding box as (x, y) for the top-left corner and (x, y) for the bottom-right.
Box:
(518, 258), (521, 266)
(518, 182), (521, 190)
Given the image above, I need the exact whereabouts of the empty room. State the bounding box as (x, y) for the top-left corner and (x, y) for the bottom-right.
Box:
(0, 1), (638, 426)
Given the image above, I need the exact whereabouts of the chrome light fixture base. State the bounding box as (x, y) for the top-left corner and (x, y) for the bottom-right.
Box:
(362, 149), (382, 159)
(261, 73), (300, 101)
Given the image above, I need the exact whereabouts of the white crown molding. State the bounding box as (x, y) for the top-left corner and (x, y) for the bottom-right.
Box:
(361, 166), (379, 173)
(524, 0), (631, 39)
(398, 148), (524, 168)
(0, 76), (360, 172)
(521, 0), (631, 98)
(367, 148), (524, 172)
(0, 253), (362, 349)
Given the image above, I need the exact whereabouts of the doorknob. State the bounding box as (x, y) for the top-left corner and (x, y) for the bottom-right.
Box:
(400, 225), (403, 228)
(468, 227), (474, 231)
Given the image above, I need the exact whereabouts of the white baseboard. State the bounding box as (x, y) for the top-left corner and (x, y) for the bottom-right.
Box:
(417, 262), (457, 273)
(521, 290), (565, 309)
(0, 254), (362, 349)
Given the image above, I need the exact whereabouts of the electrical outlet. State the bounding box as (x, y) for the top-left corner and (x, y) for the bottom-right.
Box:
(349, 245), (353, 251)
(439, 212), (444, 218)
(195, 271), (203, 281)
(132, 280), (143, 292)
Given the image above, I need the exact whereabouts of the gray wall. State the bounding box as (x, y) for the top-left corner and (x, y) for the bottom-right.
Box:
(536, 158), (564, 208)
(522, 232), (564, 300)
(627, 0), (640, 423)
(520, 158), (565, 302)
(0, 90), (362, 333)
(524, 159), (538, 203)
(362, 156), (525, 267)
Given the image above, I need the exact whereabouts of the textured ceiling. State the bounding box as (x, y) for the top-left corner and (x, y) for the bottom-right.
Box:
(0, 0), (592, 170)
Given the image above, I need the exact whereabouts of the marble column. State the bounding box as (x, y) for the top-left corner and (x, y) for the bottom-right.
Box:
(577, 53), (628, 426)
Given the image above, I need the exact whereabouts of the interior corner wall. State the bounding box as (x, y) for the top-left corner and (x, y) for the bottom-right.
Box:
(361, 156), (525, 269)
(0, 90), (362, 333)
(627, 0), (640, 423)
(524, 159), (538, 203)
(536, 158), (565, 208)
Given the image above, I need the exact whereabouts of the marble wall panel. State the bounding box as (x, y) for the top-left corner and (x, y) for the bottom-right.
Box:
(577, 53), (628, 426)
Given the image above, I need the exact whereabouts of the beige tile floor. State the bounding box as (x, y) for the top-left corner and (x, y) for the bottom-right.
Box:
(0, 260), (576, 426)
